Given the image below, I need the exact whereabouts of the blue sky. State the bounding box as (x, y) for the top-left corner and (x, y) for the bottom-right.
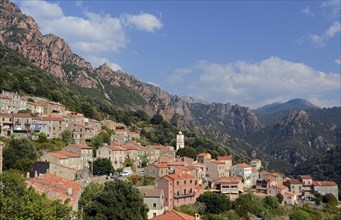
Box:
(15, 0), (340, 108)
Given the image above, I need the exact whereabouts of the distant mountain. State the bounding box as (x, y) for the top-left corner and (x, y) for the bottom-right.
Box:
(255, 98), (320, 113)
(247, 109), (340, 167)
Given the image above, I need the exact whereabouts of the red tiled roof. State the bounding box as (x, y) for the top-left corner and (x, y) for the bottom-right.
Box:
(217, 155), (232, 161)
(151, 210), (195, 220)
(211, 160), (225, 164)
(164, 173), (194, 180)
(153, 163), (169, 168)
(197, 152), (209, 157)
(106, 145), (127, 151)
(275, 184), (288, 190)
(283, 191), (295, 197)
(167, 161), (186, 166)
(299, 175), (312, 179)
(264, 176), (276, 181)
(238, 163), (252, 168)
(26, 174), (81, 208)
(0, 95), (11, 99)
(152, 145), (168, 149)
(69, 144), (92, 149)
(27, 102), (43, 106)
(313, 181), (337, 186)
(287, 179), (302, 185)
(41, 117), (64, 121)
(59, 150), (80, 158)
(252, 168), (258, 173)
(121, 144), (139, 150)
(51, 152), (69, 159)
(115, 129), (126, 133)
(159, 158), (172, 163)
(72, 123), (90, 129)
(195, 185), (203, 190)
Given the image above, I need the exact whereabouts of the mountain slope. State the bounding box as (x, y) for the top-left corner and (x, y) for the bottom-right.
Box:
(255, 98), (320, 113)
(248, 110), (340, 166)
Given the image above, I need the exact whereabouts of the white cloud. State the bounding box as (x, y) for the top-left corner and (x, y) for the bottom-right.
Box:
(335, 56), (341, 64)
(310, 21), (341, 47)
(302, 6), (314, 16)
(87, 56), (121, 71)
(170, 57), (340, 108)
(18, 0), (163, 68)
(168, 68), (193, 85)
(122, 12), (163, 32)
(321, 0), (341, 18)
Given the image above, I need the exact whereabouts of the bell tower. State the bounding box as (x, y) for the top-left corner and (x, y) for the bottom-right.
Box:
(176, 131), (184, 151)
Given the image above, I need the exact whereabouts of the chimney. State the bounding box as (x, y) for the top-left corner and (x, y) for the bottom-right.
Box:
(27, 172), (30, 178)
(34, 170), (38, 177)
(67, 187), (73, 196)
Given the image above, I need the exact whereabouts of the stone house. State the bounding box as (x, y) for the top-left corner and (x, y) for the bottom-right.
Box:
(137, 186), (165, 219)
(250, 159), (262, 170)
(26, 102), (44, 115)
(63, 144), (93, 170)
(298, 175), (314, 198)
(283, 179), (303, 198)
(12, 113), (32, 138)
(96, 145), (127, 170)
(28, 161), (80, 181)
(197, 152), (211, 164)
(231, 163), (253, 188)
(204, 159), (225, 181)
(217, 155), (232, 176)
(267, 184), (288, 197)
(145, 163), (170, 179)
(0, 113), (13, 137)
(313, 181), (338, 200)
(41, 150), (82, 170)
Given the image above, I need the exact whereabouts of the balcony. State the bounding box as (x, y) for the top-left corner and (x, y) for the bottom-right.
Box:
(173, 192), (195, 199)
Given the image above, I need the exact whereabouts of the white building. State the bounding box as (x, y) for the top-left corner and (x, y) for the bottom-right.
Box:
(176, 131), (184, 151)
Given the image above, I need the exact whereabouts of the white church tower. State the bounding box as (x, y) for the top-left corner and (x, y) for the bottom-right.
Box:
(176, 131), (185, 151)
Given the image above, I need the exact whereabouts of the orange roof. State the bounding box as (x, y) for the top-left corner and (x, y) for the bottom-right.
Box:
(41, 117), (64, 121)
(59, 150), (80, 158)
(153, 164), (169, 169)
(121, 144), (138, 150)
(152, 145), (168, 149)
(283, 191), (295, 197)
(0, 95), (10, 99)
(238, 163), (252, 168)
(275, 184), (288, 190)
(72, 123), (90, 129)
(264, 176), (276, 181)
(27, 102), (43, 106)
(26, 174), (81, 208)
(213, 176), (242, 183)
(287, 179), (302, 184)
(299, 175), (312, 179)
(51, 152), (69, 159)
(151, 210), (195, 220)
(115, 129), (126, 132)
(217, 155), (232, 161)
(69, 144), (92, 149)
(164, 173), (194, 180)
(176, 166), (196, 171)
(197, 152), (209, 157)
(211, 160), (225, 164)
(106, 145), (127, 151)
(12, 113), (31, 118)
(271, 172), (281, 177)
(167, 161), (186, 166)
(160, 158), (172, 163)
(313, 181), (337, 186)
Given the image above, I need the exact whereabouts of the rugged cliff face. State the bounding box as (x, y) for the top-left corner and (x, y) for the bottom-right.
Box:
(0, 0), (97, 88)
(249, 110), (338, 166)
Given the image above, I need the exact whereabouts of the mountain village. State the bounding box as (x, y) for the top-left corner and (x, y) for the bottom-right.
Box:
(0, 90), (338, 219)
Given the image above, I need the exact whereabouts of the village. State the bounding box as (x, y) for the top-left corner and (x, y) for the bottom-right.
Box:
(0, 90), (339, 219)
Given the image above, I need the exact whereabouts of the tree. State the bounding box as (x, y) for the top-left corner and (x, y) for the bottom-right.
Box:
(27, 97), (35, 102)
(322, 193), (338, 207)
(234, 193), (263, 218)
(93, 158), (114, 176)
(150, 114), (164, 125)
(3, 138), (39, 170)
(81, 102), (95, 119)
(176, 147), (197, 159)
(0, 170), (73, 219)
(61, 129), (74, 145)
(197, 192), (231, 214)
(90, 134), (104, 149)
(289, 208), (311, 220)
(83, 179), (148, 220)
(38, 132), (48, 143)
(263, 196), (279, 210)
(79, 182), (104, 207)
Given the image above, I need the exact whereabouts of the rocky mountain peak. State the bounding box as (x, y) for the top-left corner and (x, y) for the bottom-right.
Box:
(0, 0), (97, 88)
(277, 110), (312, 136)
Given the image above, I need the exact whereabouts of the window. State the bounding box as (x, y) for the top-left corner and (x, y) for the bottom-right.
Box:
(184, 180), (186, 184)
(177, 181), (179, 185)
(153, 203), (156, 208)
(190, 180), (192, 184)
(153, 213), (156, 217)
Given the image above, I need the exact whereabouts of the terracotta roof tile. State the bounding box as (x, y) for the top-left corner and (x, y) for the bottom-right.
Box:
(275, 184), (288, 190)
(299, 175), (312, 179)
(151, 210), (195, 220)
(287, 179), (302, 184)
(138, 188), (163, 198)
(197, 152), (209, 157)
(313, 181), (337, 186)
(26, 174), (81, 208)
(106, 145), (127, 151)
(284, 191), (295, 197)
(153, 163), (169, 168)
(217, 156), (232, 161)
(238, 163), (252, 168)
(69, 144), (92, 149)
(51, 152), (69, 159)
(165, 173), (194, 180)
(59, 150), (80, 158)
